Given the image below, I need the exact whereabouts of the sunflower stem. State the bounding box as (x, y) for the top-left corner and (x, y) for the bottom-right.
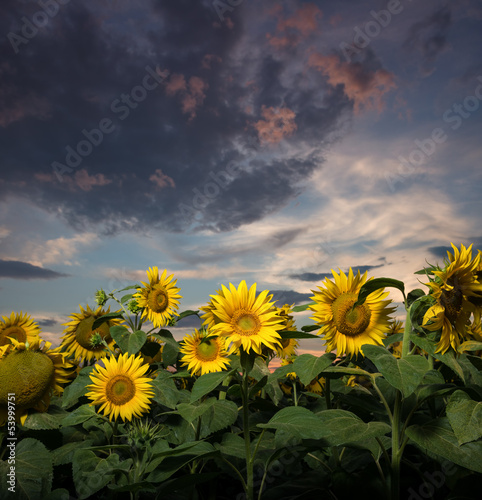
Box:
(401, 304), (412, 358)
(390, 390), (402, 500)
(241, 351), (255, 500)
(293, 381), (298, 406)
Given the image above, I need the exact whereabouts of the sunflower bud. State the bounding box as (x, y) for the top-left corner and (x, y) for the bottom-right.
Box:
(89, 332), (104, 349)
(95, 289), (108, 307)
(127, 299), (142, 314)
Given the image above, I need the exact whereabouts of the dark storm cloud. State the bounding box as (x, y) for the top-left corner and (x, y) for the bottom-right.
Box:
(270, 290), (313, 306)
(0, 0), (360, 235)
(0, 259), (69, 280)
(289, 263), (385, 282)
(403, 5), (452, 76)
(37, 318), (59, 328)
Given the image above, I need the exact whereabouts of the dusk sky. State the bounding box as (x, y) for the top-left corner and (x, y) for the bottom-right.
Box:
(1, 0), (482, 354)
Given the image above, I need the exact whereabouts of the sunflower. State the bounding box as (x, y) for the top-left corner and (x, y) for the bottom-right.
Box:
(274, 304), (299, 359)
(387, 319), (404, 358)
(0, 311), (41, 347)
(140, 335), (164, 365)
(199, 288), (225, 329)
(423, 244), (482, 353)
(133, 267), (182, 328)
(59, 304), (122, 364)
(209, 281), (284, 355)
(180, 329), (231, 376)
(304, 375), (325, 395)
(0, 338), (73, 425)
(310, 268), (395, 357)
(86, 352), (154, 422)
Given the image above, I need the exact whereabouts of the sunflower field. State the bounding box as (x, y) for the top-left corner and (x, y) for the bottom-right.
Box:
(1, 244), (482, 500)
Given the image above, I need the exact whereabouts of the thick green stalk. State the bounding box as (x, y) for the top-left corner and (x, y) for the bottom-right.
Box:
(401, 304), (412, 358)
(242, 370), (254, 500)
(391, 390), (402, 500)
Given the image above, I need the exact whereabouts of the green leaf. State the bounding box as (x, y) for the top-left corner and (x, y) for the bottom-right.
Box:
(278, 330), (320, 339)
(151, 370), (181, 409)
(406, 418), (482, 473)
(322, 365), (375, 379)
(110, 327), (146, 355)
(446, 390), (482, 445)
(160, 337), (181, 366)
(61, 366), (95, 409)
(51, 440), (94, 466)
(362, 345), (430, 397)
(407, 288), (425, 306)
(0, 438), (53, 500)
(215, 433), (246, 459)
(176, 398), (216, 424)
(23, 405), (68, 430)
(62, 404), (99, 427)
(291, 353), (336, 385)
(458, 340), (482, 352)
(409, 333), (465, 382)
(44, 489), (71, 500)
(301, 324), (320, 333)
(115, 285), (139, 293)
(120, 294), (133, 304)
(190, 370), (235, 403)
(292, 302), (315, 312)
(199, 400), (239, 438)
(176, 309), (200, 321)
(258, 407), (390, 446)
(353, 277), (405, 308)
(91, 312), (124, 330)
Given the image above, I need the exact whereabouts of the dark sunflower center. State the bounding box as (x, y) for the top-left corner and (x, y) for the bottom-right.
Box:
(0, 351), (54, 408)
(196, 339), (220, 361)
(75, 316), (110, 350)
(106, 375), (136, 405)
(147, 286), (169, 313)
(232, 310), (261, 337)
(440, 287), (463, 323)
(332, 293), (371, 337)
(0, 326), (27, 346)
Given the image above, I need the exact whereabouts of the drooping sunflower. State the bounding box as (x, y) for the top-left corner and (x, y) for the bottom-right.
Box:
(59, 304), (122, 364)
(423, 243), (482, 353)
(86, 352), (154, 422)
(140, 335), (164, 365)
(304, 375), (325, 395)
(310, 268), (395, 357)
(133, 267), (182, 328)
(180, 328), (231, 376)
(0, 311), (41, 347)
(0, 338), (73, 425)
(209, 281), (284, 355)
(387, 319), (405, 358)
(200, 287), (226, 329)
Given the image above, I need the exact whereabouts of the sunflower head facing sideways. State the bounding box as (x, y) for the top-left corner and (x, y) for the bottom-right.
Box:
(273, 304), (299, 359)
(133, 267), (182, 328)
(59, 304), (122, 364)
(0, 338), (73, 425)
(310, 268), (395, 358)
(0, 311), (41, 348)
(208, 281), (284, 355)
(180, 328), (231, 376)
(86, 352), (154, 422)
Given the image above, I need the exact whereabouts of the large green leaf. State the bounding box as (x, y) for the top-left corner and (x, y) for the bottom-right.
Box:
(458, 340), (482, 352)
(23, 405), (68, 430)
(215, 432), (246, 459)
(362, 345), (430, 397)
(62, 404), (99, 427)
(0, 438), (53, 500)
(151, 370), (181, 409)
(199, 400), (239, 438)
(278, 330), (320, 339)
(291, 353), (335, 386)
(258, 407), (390, 446)
(176, 398), (216, 423)
(110, 327), (146, 355)
(446, 390), (482, 445)
(91, 312), (125, 330)
(406, 418), (482, 473)
(51, 440), (94, 466)
(61, 366), (95, 409)
(190, 370), (235, 403)
(292, 302), (315, 312)
(353, 277), (405, 308)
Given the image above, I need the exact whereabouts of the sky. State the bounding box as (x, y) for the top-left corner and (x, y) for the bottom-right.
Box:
(1, 0), (482, 355)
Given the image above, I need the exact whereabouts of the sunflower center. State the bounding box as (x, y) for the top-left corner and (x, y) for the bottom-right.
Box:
(147, 286), (169, 313)
(232, 310), (261, 337)
(0, 326), (27, 346)
(440, 287), (463, 323)
(196, 339), (220, 361)
(75, 316), (110, 350)
(106, 375), (136, 406)
(332, 293), (371, 337)
(0, 351), (55, 408)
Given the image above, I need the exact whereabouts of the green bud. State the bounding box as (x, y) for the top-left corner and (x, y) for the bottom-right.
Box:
(95, 289), (108, 306)
(127, 299), (142, 314)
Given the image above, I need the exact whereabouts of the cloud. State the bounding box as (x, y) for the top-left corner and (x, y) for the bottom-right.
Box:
(308, 52), (396, 113)
(427, 245), (452, 259)
(253, 106), (297, 144)
(270, 289), (313, 305)
(289, 263), (386, 282)
(404, 5), (452, 76)
(0, 259), (69, 280)
(74, 169), (112, 191)
(36, 318), (59, 328)
(149, 169), (176, 189)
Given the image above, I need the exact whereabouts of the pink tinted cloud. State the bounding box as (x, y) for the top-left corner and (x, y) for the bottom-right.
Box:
(202, 54), (222, 70)
(164, 73), (208, 121)
(253, 105), (297, 144)
(74, 169), (112, 191)
(149, 169), (175, 189)
(0, 92), (51, 128)
(165, 73), (187, 96)
(308, 53), (396, 114)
